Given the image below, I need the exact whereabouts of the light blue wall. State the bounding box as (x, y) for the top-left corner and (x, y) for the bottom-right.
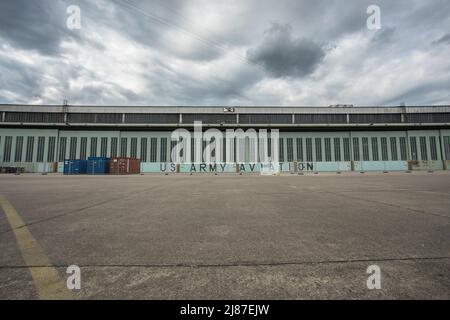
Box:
(1, 128), (449, 172)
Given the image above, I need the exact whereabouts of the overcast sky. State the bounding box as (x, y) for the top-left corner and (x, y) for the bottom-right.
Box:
(0, 0), (449, 106)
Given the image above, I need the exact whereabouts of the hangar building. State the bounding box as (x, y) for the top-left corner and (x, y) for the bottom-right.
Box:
(0, 104), (449, 173)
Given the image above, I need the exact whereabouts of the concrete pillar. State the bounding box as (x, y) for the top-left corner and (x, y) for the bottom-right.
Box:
(349, 131), (355, 171)
(405, 130), (412, 160)
(439, 129), (447, 170)
(439, 129), (446, 160)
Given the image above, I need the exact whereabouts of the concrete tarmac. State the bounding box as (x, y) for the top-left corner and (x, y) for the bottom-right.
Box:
(0, 172), (449, 299)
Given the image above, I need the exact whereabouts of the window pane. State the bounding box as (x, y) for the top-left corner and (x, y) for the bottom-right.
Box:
(211, 137), (216, 160)
(349, 114), (402, 123)
(100, 137), (108, 157)
(3, 136), (12, 162)
(286, 138), (293, 162)
(110, 137), (118, 157)
(371, 137), (379, 161)
(80, 137), (87, 160)
(140, 138), (147, 162)
(223, 137), (227, 162)
(150, 138), (157, 162)
(315, 138), (322, 162)
(390, 137), (398, 161)
(130, 137), (137, 158)
(381, 137), (388, 161)
(399, 137), (407, 160)
(160, 138), (167, 162)
(343, 138), (350, 161)
(429, 136), (438, 160)
(240, 114), (291, 124)
(90, 137), (98, 157)
(295, 114), (347, 124)
(334, 138), (341, 161)
(279, 138), (285, 162)
(69, 137), (77, 159)
(26, 136), (34, 162)
(125, 113), (179, 124)
(325, 138), (332, 162)
(296, 138), (303, 162)
(120, 138), (127, 157)
(444, 136), (450, 160)
(352, 137), (360, 161)
(419, 136), (428, 160)
(47, 137), (56, 162)
(15, 136), (23, 162)
(170, 139), (178, 162)
(362, 137), (369, 161)
(37, 136), (45, 162)
(306, 138), (313, 162)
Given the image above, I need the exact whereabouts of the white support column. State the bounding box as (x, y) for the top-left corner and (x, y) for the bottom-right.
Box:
(440, 130), (446, 160)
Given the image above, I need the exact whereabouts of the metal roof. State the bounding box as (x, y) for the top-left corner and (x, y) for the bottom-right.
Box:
(1, 104), (450, 114)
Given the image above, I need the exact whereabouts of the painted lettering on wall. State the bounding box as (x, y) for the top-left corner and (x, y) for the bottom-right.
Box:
(157, 162), (315, 173)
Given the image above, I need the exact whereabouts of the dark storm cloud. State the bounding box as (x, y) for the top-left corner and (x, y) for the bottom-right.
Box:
(432, 34), (450, 46)
(0, 0), (80, 56)
(68, 83), (143, 105)
(382, 80), (450, 106)
(142, 59), (261, 105)
(104, 0), (225, 62)
(0, 58), (43, 102)
(404, 0), (450, 30)
(0, 0), (449, 105)
(247, 23), (327, 78)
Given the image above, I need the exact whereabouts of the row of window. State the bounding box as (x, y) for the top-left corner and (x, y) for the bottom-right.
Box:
(278, 136), (445, 162)
(57, 137), (163, 162)
(4, 112), (65, 123)
(3, 112), (450, 124)
(2, 135), (450, 163)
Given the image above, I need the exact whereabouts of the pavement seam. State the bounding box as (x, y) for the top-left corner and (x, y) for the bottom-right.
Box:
(0, 181), (183, 235)
(1, 256), (449, 269)
(324, 190), (450, 220)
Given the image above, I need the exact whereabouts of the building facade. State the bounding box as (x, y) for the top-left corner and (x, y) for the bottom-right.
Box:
(1, 104), (450, 172)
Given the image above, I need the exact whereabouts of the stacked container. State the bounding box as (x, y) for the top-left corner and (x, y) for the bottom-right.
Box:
(109, 157), (140, 175)
(63, 159), (88, 175)
(87, 157), (110, 175)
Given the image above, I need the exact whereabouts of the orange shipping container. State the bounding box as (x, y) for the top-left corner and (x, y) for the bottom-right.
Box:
(109, 157), (141, 175)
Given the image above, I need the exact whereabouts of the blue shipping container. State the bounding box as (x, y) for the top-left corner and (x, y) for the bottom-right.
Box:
(87, 158), (110, 174)
(63, 160), (88, 175)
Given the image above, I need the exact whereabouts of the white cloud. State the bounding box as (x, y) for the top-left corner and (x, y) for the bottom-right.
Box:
(0, 0), (448, 106)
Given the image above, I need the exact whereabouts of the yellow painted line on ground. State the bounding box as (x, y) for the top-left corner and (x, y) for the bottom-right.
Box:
(0, 193), (72, 300)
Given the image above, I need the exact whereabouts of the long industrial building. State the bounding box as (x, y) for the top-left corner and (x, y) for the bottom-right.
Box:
(0, 104), (450, 173)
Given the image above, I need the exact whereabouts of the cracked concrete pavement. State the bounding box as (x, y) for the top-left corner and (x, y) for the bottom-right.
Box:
(0, 172), (449, 299)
